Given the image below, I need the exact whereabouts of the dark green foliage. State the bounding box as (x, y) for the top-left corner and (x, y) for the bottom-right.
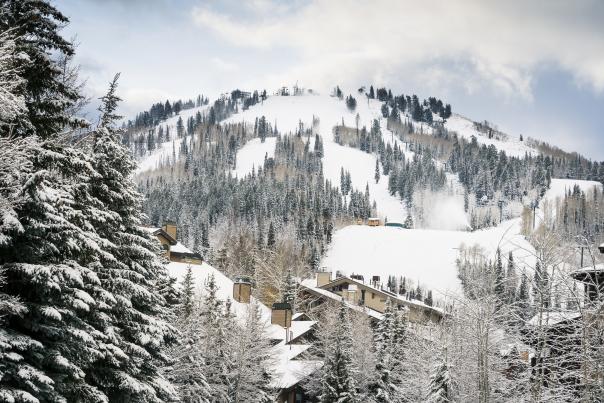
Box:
(0, 0), (84, 138)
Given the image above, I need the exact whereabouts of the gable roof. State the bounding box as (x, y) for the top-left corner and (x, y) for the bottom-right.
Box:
(142, 226), (177, 245)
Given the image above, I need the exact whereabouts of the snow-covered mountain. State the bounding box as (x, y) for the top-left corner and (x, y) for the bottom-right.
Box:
(135, 89), (603, 300)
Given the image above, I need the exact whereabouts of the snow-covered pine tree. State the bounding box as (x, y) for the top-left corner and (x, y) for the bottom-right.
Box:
(0, 0), (84, 138)
(267, 221), (276, 249)
(85, 73), (178, 401)
(282, 268), (297, 312)
(426, 357), (452, 403)
(180, 265), (196, 318)
(166, 289), (212, 403)
(371, 299), (395, 402)
(404, 213), (414, 229)
(199, 274), (232, 401)
(320, 300), (358, 403)
(228, 302), (274, 403)
(0, 127), (113, 401)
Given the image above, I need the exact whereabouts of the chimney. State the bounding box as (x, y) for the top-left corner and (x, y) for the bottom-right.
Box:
(271, 302), (292, 328)
(233, 277), (252, 303)
(317, 271), (332, 287)
(162, 221), (177, 240)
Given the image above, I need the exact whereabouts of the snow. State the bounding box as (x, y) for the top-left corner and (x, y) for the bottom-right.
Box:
(444, 114), (535, 158)
(166, 261), (319, 389)
(135, 104), (211, 174)
(231, 137), (276, 177)
(271, 357), (322, 389)
(320, 177), (602, 296)
(299, 279), (384, 320)
(225, 93), (409, 222)
(167, 261), (284, 338)
(321, 219), (536, 296)
(527, 310), (582, 327)
(169, 241), (193, 254)
(536, 178), (602, 225)
(541, 178), (602, 206)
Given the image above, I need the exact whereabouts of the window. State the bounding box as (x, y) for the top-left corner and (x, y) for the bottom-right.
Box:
(371, 292), (375, 299)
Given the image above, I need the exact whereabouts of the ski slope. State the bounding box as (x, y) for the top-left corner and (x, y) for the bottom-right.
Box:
(321, 219), (535, 296)
(444, 114), (535, 158)
(225, 93), (409, 222)
(322, 178), (601, 296)
(231, 137), (277, 178)
(135, 103), (211, 174)
(536, 178), (602, 224)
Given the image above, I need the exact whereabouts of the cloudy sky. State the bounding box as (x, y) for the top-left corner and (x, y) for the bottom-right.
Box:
(58, 0), (604, 159)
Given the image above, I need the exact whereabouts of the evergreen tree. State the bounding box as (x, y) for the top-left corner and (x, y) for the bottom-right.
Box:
(381, 103), (389, 118)
(282, 268), (297, 312)
(372, 299), (395, 402)
(167, 289), (212, 403)
(267, 221), (276, 249)
(426, 358), (452, 402)
(404, 213), (414, 229)
(494, 248), (505, 299)
(0, 0), (84, 138)
(320, 301), (358, 403)
(346, 95), (357, 112)
(87, 74), (178, 401)
(375, 158), (381, 184)
(180, 266), (196, 318)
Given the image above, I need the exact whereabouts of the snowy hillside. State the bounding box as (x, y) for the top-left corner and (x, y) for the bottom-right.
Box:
(135, 103), (211, 173)
(167, 261), (320, 389)
(444, 114), (535, 158)
(321, 178), (601, 295)
(321, 219), (535, 295)
(225, 93), (410, 222)
(231, 137), (276, 178)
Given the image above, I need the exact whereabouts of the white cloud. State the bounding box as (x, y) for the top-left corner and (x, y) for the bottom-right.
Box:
(210, 56), (239, 72)
(191, 0), (604, 99)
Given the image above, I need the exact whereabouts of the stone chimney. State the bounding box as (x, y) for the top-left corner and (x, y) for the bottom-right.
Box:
(162, 221), (177, 240)
(317, 271), (332, 287)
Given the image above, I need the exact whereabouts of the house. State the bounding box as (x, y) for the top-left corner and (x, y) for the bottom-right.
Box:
(524, 260), (604, 391)
(367, 217), (381, 227)
(144, 222), (202, 265)
(299, 272), (443, 324)
(166, 261), (320, 403)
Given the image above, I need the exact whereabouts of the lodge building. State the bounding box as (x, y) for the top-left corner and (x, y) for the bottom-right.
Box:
(144, 222), (203, 265)
(300, 271), (444, 324)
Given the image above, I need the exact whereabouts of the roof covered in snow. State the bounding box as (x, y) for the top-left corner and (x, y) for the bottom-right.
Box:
(299, 278), (384, 320)
(527, 310), (582, 327)
(167, 261), (318, 389)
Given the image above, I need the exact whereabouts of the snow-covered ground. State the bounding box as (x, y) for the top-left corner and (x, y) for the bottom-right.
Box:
(135, 104), (211, 174)
(444, 114), (535, 158)
(535, 178), (602, 225)
(167, 261), (319, 389)
(231, 137), (277, 178)
(225, 93), (409, 222)
(321, 219), (535, 296)
(322, 178), (601, 296)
